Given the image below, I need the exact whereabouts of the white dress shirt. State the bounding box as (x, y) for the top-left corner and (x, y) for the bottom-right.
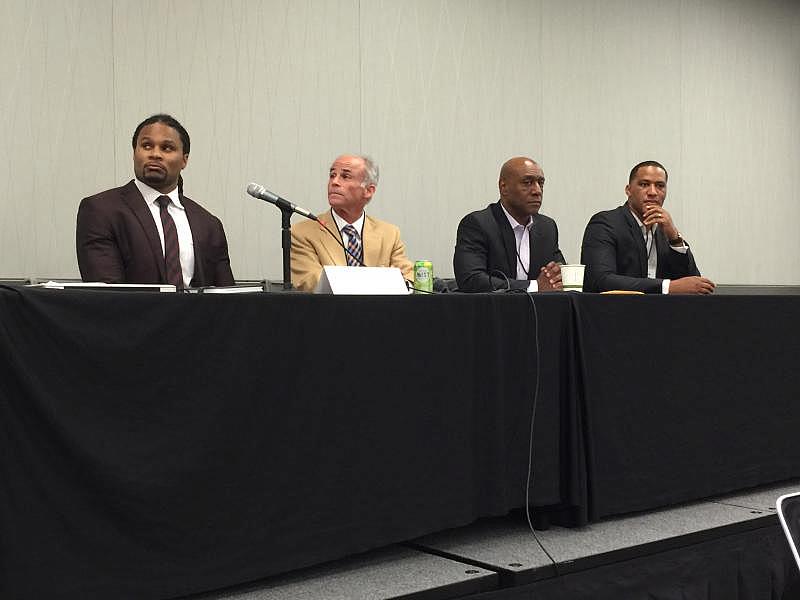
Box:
(330, 208), (365, 259)
(499, 203), (539, 292)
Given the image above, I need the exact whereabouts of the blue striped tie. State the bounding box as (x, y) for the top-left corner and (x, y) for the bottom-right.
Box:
(343, 224), (363, 267)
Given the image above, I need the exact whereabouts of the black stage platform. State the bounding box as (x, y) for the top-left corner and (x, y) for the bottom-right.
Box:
(188, 480), (799, 600)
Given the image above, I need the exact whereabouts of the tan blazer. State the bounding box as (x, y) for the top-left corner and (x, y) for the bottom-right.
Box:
(291, 211), (414, 291)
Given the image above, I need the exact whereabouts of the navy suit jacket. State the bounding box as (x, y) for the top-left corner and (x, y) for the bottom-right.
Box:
(580, 204), (700, 293)
(454, 201), (565, 292)
(76, 180), (234, 287)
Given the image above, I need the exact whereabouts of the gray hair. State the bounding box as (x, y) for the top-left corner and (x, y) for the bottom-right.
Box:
(359, 155), (379, 188)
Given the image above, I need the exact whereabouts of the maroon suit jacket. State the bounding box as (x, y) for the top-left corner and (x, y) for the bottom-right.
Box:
(76, 180), (234, 287)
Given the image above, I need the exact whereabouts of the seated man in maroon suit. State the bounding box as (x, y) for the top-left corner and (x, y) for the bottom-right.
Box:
(76, 114), (234, 289)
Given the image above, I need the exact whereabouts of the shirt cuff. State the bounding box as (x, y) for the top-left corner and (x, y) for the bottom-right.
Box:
(527, 280), (539, 293)
(662, 279), (671, 294)
(669, 242), (688, 254)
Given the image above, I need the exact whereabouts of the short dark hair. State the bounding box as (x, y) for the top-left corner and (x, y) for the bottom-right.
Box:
(629, 160), (667, 183)
(131, 114), (190, 155)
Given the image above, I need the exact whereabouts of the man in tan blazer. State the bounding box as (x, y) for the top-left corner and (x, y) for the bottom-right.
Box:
(291, 154), (414, 291)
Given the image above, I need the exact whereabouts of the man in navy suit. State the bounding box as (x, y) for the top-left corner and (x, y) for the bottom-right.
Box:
(76, 114), (234, 288)
(581, 160), (714, 294)
(454, 156), (564, 292)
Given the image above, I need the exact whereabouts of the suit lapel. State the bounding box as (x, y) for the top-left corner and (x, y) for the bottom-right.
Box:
(362, 215), (381, 268)
(121, 181), (166, 281)
(621, 206), (648, 277)
(182, 196), (198, 237)
(528, 213), (544, 280)
(490, 202), (518, 278)
(318, 214), (348, 266)
(181, 196), (202, 285)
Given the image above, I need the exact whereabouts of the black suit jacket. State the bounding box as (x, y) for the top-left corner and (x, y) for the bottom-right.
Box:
(76, 180), (235, 287)
(454, 201), (565, 292)
(580, 204), (700, 293)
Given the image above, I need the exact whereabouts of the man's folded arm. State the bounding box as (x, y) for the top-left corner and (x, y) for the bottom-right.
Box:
(389, 229), (414, 282)
(76, 198), (125, 283)
(581, 216), (661, 293)
(550, 223), (566, 265)
(662, 242), (701, 278)
(208, 217), (235, 286)
(454, 216), (527, 292)
(290, 228), (325, 291)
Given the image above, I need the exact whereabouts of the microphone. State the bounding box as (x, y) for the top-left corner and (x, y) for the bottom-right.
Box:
(247, 183), (318, 221)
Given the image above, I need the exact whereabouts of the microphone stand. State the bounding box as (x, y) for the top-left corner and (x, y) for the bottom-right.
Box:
(279, 206), (293, 290)
(247, 184), (319, 291)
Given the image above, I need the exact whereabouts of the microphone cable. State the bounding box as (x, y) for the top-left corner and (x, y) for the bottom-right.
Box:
(487, 270), (528, 294)
(483, 269), (558, 568)
(523, 290), (559, 574)
(316, 217), (366, 267)
(489, 269), (512, 293)
(403, 279), (440, 294)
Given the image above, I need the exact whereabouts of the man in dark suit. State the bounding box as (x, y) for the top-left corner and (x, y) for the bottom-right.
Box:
(76, 114), (234, 289)
(454, 156), (564, 292)
(581, 160), (714, 294)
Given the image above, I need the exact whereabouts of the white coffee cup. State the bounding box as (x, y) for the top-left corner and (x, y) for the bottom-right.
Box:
(561, 264), (585, 292)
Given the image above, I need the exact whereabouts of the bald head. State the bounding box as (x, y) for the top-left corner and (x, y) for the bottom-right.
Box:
(327, 154), (380, 223)
(498, 156), (546, 224)
(499, 157), (538, 183)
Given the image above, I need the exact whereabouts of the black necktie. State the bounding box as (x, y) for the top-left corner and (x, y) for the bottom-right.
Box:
(156, 196), (183, 289)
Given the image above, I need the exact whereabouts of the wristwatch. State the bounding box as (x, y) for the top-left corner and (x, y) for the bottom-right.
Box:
(669, 232), (684, 246)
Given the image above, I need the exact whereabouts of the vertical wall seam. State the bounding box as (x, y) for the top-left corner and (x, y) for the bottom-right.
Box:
(679, 0), (683, 214)
(111, 0), (117, 182)
(358, 0), (363, 152)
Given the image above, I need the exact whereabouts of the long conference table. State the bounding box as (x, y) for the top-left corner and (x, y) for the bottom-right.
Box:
(1, 285), (799, 599)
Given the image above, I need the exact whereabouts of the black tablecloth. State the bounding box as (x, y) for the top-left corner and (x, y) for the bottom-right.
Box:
(3, 287), (800, 599)
(0, 287), (582, 599)
(573, 294), (800, 520)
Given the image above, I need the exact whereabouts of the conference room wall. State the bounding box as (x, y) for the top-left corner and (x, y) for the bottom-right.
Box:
(0, 0), (797, 284)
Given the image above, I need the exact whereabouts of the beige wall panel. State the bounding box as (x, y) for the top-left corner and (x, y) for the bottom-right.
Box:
(541, 0), (684, 263)
(0, 0), (797, 283)
(681, 0), (800, 283)
(111, 0), (360, 280)
(360, 0), (544, 272)
(0, 0), (114, 278)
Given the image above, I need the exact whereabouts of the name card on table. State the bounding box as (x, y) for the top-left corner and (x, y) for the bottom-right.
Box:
(31, 281), (177, 293)
(314, 266), (410, 295)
